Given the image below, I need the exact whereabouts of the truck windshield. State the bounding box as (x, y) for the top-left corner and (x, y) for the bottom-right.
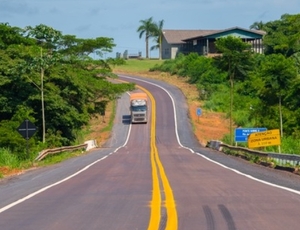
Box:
(131, 105), (147, 111)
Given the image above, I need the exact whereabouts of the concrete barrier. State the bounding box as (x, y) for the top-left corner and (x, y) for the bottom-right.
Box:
(208, 140), (223, 151)
(84, 140), (98, 151)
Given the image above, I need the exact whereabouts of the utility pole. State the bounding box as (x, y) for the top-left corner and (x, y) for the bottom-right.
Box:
(41, 47), (46, 143)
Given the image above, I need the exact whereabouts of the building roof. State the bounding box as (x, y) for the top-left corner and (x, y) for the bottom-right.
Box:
(163, 27), (266, 44)
(223, 26), (266, 35)
(163, 29), (222, 44)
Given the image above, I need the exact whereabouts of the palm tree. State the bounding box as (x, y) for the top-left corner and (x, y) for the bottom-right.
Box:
(150, 37), (159, 55)
(250, 21), (265, 30)
(137, 17), (156, 58)
(150, 20), (164, 60)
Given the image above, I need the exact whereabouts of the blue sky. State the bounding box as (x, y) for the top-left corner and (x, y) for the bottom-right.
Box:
(1, 0), (299, 58)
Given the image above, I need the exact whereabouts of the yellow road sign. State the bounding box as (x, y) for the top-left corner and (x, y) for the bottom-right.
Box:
(248, 129), (281, 148)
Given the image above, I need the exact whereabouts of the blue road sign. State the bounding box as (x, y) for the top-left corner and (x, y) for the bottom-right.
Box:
(197, 108), (202, 116)
(235, 127), (267, 142)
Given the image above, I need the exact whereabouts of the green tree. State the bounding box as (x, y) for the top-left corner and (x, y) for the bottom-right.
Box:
(285, 77), (300, 137)
(58, 35), (115, 59)
(150, 19), (164, 60)
(0, 22), (133, 152)
(249, 21), (265, 30)
(23, 24), (63, 143)
(255, 54), (296, 137)
(0, 23), (31, 49)
(214, 36), (253, 144)
(137, 17), (156, 58)
(263, 14), (300, 58)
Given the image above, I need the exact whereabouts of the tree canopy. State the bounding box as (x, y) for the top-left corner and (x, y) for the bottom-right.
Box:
(0, 23), (134, 154)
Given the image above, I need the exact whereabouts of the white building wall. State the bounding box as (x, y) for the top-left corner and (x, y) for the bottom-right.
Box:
(171, 47), (179, 59)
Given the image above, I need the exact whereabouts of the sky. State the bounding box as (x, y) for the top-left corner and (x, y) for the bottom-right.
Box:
(1, 0), (299, 58)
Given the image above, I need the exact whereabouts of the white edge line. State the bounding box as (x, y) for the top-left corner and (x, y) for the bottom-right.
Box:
(0, 105), (132, 214)
(119, 74), (300, 196)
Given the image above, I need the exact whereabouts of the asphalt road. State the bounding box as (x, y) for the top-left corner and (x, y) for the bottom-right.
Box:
(0, 74), (300, 230)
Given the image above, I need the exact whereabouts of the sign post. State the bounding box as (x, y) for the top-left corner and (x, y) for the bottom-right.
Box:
(196, 108), (202, 123)
(17, 119), (37, 155)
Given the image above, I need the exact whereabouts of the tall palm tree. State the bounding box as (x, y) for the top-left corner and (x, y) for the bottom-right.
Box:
(250, 21), (265, 30)
(150, 38), (159, 53)
(151, 19), (164, 60)
(137, 17), (156, 59)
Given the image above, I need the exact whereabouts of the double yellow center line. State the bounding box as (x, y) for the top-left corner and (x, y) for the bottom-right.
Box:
(136, 85), (178, 230)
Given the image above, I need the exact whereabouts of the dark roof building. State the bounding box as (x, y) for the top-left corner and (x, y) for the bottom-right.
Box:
(161, 27), (265, 59)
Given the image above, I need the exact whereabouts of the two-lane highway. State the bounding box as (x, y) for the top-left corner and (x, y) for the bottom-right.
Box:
(119, 74), (300, 230)
(0, 74), (300, 230)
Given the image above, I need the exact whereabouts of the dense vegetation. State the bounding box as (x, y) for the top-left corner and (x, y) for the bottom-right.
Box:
(1, 13), (300, 176)
(0, 23), (134, 164)
(150, 14), (300, 153)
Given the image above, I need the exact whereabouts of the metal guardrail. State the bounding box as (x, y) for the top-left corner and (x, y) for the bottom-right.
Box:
(268, 153), (300, 167)
(35, 143), (88, 161)
(220, 143), (269, 157)
(208, 140), (300, 168)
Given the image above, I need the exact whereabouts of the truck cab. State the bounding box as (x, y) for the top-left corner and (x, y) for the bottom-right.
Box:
(130, 93), (148, 124)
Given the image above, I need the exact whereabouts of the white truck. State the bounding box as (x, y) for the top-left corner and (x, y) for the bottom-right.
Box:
(130, 92), (148, 124)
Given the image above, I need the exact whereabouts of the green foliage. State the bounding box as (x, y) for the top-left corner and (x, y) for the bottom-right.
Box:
(137, 17), (165, 59)
(263, 14), (300, 57)
(202, 84), (230, 112)
(137, 17), (157, 58)
(221, 134), (232, 145)
(0, 148), (20, 168)
(249, 54), (297, 134)
(249, 21), (265, 30)
(258, 54), (296, 98)
(190, 58), (225, 85)
(263, 136), (300, 155)
(214, 36), (253, 82)
(232, 110), (251, 127)
(280, 136), (300, 154)
(0, 105), (37, 155)
(0, 23), (133, 158)
(150, 59), (178, 73)
(106, 57), (126, 66)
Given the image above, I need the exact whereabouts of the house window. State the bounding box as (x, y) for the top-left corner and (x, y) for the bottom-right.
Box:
(164, 48), (170, 55)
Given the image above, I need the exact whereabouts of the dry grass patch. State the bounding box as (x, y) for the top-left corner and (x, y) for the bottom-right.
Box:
(84, 101), (114, 147)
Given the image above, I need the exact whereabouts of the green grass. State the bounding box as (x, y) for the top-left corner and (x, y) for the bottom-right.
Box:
(113, 59), (164, 73)
(39, 150), (85, 165)
(0, 148), (19, 168)
(0, 148), (36, 178)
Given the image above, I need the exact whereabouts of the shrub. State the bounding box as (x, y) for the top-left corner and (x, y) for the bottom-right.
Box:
(0, 148), (20, 168)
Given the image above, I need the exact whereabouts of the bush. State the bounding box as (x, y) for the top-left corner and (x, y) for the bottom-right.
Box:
(266, 136), (300, 154)
(0, 148), (20, 168)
